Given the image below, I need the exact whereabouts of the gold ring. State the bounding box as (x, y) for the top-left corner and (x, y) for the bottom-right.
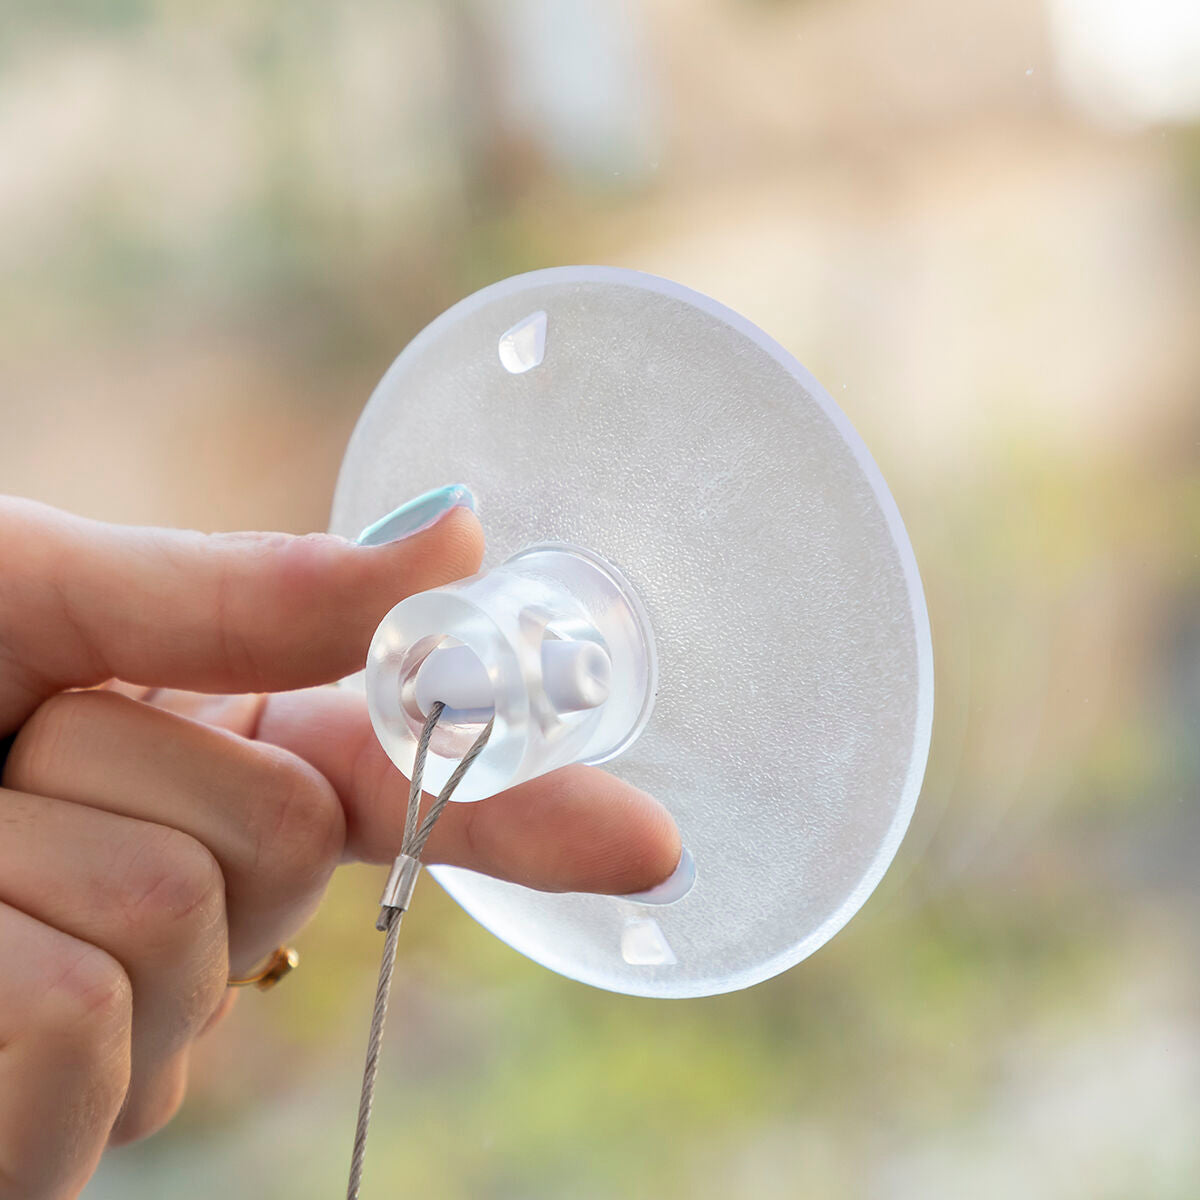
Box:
(227, 945), (299, 991)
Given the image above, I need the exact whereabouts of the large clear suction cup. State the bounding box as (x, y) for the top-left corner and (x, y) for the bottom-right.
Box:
(331, 266), (933, 999)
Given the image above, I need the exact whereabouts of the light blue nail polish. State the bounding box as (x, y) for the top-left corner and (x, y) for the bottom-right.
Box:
(356, 484), (476, 546)
(623, 846), (696, 906)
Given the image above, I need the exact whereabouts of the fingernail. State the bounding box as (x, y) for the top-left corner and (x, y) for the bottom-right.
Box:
(623, 846), (695, 906)
(356, 484), (476, 546)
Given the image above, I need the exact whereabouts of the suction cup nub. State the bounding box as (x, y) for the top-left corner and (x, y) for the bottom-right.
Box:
(364, 544), (658, 804)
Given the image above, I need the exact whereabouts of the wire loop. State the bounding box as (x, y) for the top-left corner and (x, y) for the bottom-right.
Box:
(346, 704), (494, 1200)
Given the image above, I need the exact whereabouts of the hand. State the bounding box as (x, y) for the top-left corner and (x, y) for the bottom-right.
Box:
(0, 497), (679, 1199)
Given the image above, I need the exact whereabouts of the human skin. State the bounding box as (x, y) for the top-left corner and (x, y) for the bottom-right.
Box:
(0, 497), (680, 1199)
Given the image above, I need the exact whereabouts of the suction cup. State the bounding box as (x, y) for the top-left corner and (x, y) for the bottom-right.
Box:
(330, 266), (933, 999)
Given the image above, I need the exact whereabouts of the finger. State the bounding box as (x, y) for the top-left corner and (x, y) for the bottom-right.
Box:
(0, 789), (227, 1145)
(252, 687), (682, 894)
(2, 689), (343, 976)
(0, 901), (131, 1199)
(0, 495), (484, 731)
(129, 684), (683, 893)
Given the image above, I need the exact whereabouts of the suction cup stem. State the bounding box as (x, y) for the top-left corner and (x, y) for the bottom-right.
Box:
(365, 543), (658, 804)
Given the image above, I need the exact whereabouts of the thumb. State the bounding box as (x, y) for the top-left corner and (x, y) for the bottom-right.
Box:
(0, 494), (483, 733)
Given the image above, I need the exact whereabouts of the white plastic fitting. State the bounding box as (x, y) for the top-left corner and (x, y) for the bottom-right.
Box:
(412, 639), (612, 719)
(365, 543), (657, 803)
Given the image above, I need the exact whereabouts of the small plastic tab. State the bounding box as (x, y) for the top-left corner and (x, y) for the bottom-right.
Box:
(621, 918), (677, 966)
(498, 310), (547, 373)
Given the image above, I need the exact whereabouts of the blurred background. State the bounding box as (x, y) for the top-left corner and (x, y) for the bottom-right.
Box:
(2, 0), (1199, 1196)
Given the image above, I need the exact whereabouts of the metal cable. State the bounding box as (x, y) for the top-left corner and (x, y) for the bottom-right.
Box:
(345, 905), (402, 1200)
(410, 713), (494, 858)
(345, 704), (493, 1200)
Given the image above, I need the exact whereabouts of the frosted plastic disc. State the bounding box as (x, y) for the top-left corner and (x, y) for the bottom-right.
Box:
(330, 267), (933, 998)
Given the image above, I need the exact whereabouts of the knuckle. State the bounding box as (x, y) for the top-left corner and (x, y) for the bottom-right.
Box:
(109, 827), (225, 950)
(275, 532), (346, 587)
(263, 534), (351, 642)
(1, 687), (93, 791)
(235, 531), (340, 623)
(102, 829), (229, 1049)
(36, 942), (133, 1050)
(249, 747), (345, 893)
